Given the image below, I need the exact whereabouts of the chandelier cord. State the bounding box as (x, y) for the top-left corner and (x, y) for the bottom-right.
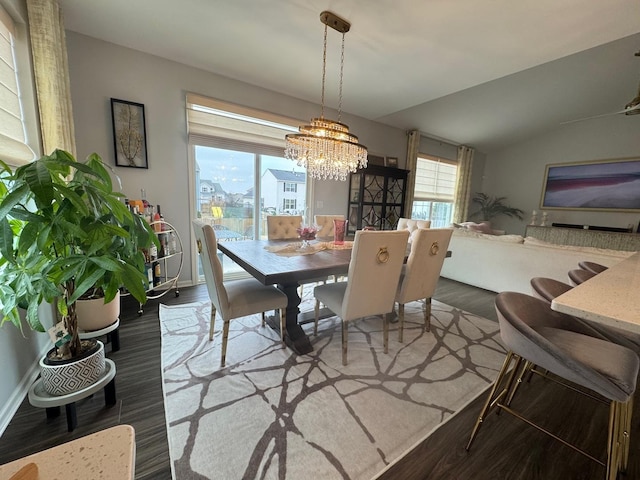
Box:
(338, 32), (345, 124)
(320, 23), (328, 120)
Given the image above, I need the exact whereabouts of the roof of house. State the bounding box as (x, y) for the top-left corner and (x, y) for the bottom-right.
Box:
(265, 169), (306, 183)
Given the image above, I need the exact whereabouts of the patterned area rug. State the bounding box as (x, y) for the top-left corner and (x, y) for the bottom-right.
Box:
(160, 298), (505, 480)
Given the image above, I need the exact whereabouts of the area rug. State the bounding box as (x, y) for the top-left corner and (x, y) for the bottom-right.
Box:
(159, 298), (505, 480)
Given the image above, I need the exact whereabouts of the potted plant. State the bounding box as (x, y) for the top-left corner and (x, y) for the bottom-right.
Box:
(0, 149), (157, 395)
(470, 192), (525, 222)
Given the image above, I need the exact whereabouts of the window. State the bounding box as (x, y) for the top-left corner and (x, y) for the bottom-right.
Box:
(411, 154), (457, 227)
(283, 198), (296, 211)
(284, 182), (297, 192)
(0, 4), (35, 165)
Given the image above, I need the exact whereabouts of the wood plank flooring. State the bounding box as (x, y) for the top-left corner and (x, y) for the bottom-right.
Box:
(0, 278), (638, 479)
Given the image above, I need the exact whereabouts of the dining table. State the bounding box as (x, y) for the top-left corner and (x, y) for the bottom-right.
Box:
(551, 251), (640, 333)
(216, 238), (353, 354)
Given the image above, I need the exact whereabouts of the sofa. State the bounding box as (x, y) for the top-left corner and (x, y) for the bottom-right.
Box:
(440, 229), (635, 294)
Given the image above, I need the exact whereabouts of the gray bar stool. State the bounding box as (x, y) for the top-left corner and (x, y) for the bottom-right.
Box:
(568, 268), (597, 286)
(467, 292), (639, 480)
(579, 261), (608, 274)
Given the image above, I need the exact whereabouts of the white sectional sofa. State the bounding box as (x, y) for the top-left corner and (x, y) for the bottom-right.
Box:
(440, 229), (635, 294)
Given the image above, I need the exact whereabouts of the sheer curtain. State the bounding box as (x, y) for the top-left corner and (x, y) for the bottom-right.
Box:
(26, 0), (75, 156)
(403, 129), (420, 217)
(453, 145), (474, 223)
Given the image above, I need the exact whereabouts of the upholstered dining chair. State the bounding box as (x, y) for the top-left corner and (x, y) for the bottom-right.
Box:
(467, 292), (639, 480)
(192, 219), (288, 367)
(395, 228), (453, 341)
(313, 230), (410, 365)
(266, 215), (303, 240)
(579, 260), (609, 275)
(530, 277), (640, 353)
(568, 268), (597, 286)
(314, 214), (345, 239)
(396, 217), (431, 243)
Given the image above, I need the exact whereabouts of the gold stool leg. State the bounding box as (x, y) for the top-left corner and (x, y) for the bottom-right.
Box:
(220, 319), (230, 368)
(621, 396), (633, 473)
(606, 401), (622, 480)
(279, 309), (285, 342)
(209, 305), (217, 341)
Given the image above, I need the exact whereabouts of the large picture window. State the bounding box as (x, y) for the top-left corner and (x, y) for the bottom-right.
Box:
(411, 155), (457, 227)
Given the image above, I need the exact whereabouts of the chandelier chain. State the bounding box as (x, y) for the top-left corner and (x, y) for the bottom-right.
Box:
(320, 23), (328, 119)
(338, 32), (345, 124)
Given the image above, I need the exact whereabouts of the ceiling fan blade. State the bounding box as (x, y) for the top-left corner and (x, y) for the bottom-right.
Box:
(560, 102), (640, 125)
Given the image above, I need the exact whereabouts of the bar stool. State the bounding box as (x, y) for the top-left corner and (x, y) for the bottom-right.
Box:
(579, 261), (608, 275)
(467, 292), (639, 480)
(568, 268), (597, 286)
(531, 277), (640, 353)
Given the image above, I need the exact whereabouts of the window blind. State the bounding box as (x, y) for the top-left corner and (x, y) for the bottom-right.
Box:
(0, 5), (34, 165)
(413, 155), (457, 202)
(186, 92), (300, 157)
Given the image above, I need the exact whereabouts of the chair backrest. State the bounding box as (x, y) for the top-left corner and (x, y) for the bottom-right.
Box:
(341, 230), (409, 321)
(568, 268), (596, 286)
(396, 217), (431, 242)
(314, 214), (345, 238)
(578, 260), (608, 274)
(267, 215), (303, 240)
(192, 219), (229, 317)
(530, 277), (572, 303)
(396, 228), (453, 304)
(495, 291), (637, 402)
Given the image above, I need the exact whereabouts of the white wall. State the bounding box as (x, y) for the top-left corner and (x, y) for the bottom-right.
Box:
(66, 32), (407, 285)
(480, 116), (640, 235)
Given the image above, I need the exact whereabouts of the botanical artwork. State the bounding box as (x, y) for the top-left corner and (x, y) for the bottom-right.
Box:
(111, 98), (148, 168)
(541, 158), (640, 211)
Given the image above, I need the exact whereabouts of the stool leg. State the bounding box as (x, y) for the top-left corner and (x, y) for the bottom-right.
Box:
(65, 403), (78, 432)
(104, 378), (117, 406)
(45, 406), (60, 419)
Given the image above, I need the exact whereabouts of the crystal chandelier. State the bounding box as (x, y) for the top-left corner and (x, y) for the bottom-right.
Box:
(285, 11), (367, 181)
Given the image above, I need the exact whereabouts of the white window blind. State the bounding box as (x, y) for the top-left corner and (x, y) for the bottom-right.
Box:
(413, 155), (457, 202)
(186, 92), (300, 157)
(0, 5), (33, 165)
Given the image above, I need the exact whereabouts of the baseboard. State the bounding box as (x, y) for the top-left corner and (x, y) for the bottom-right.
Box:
(0, 342), (50, 437)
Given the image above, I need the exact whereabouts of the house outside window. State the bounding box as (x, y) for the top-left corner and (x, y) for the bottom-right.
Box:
(411, 154), (457, 227)
(284, 182), (297, 193)
(283, 198), (297, 211)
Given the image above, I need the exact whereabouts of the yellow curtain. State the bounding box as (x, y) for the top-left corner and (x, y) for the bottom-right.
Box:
(453, 145), (474, 223)
(403, 130), (420, 217)
(26, 0), (76, 156)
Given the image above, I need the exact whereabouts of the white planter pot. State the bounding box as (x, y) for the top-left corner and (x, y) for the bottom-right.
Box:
(40, 340), (106, 396)
(76, 291), (121, 332)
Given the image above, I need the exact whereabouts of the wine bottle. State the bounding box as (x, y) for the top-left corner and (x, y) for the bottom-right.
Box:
(149, 242), (158, 261)
(153, 262), (161, 286)
(153, 204), (162, 233)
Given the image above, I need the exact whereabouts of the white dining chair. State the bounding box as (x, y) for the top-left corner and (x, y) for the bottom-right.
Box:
(192, 219), (288, 367)
(313, 229), (410, 365)
(396, 217), (431, 243)
(266, 215), (303, 240)
(395, 228), (453, 341)
(314, 214), (346, 239)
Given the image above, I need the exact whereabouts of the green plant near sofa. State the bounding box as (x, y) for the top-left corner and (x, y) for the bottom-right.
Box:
(0, 149), (158, 361)
(470, 192), (524, 222)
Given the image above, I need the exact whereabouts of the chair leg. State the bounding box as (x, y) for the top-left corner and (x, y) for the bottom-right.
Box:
(279, 309), (285, 343)
(261, 312), (266, 327)
(398, 304), (405, 343)
(621, 396), (633, 473)
(314, 299), (320, 335)
(341, 320), (348, 366)
(209, 305), (217, 341)
(424, 297), (432, 332)
(220, 319), (230, 368)
(383, 313), (389, 354)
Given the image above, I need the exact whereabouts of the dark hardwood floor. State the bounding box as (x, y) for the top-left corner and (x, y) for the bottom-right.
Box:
(0, 278), (637, 479)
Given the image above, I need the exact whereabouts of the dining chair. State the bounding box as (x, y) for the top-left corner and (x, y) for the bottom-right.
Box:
(313, 230), (410, 365)
(466, 292), (639, 480)
(314, 214), (345, 239)
(266, 215), (304, 240)
(192, 219), (288, 367)
(395, 228), (453, 341)
(568, 268), (597, 286)
(530, 276), (640, 353)
(579, 260), (609, 275)
(396, 217), (431, 243)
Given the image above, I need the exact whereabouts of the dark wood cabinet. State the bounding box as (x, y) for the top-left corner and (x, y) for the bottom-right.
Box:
(347, 165), (408, 234)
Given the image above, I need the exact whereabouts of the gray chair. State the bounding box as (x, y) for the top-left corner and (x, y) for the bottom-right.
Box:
(313, 230), (410, 365)
(394, 228), (453, 341)
(579, 260), (608, 275)
(467, 292), (639, 480)
(192, 219), (288, 367)
(531, 277), (640, 353)
(568, 268), (597, 286)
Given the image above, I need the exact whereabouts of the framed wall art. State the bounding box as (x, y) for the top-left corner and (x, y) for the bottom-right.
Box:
(540, 157), (640, 211)
(111, 98), (148, 168)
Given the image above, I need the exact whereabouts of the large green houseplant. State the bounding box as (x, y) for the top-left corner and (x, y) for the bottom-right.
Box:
(0, 149), (157, 362)
(470, 192), (525, 222)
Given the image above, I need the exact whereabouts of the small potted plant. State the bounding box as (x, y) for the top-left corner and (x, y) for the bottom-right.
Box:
(0, 149), (157, 395)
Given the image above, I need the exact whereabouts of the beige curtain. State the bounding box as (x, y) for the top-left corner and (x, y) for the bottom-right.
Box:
(403, 130), (420, 217)
(453, 145), (474, 223)
(26, 0), (75, 156)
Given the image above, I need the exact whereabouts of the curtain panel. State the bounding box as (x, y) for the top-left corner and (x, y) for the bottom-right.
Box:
(453, 145), (474, 223)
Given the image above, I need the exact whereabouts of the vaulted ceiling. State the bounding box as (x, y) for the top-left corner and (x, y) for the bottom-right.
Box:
(58, 0), (640, 153)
